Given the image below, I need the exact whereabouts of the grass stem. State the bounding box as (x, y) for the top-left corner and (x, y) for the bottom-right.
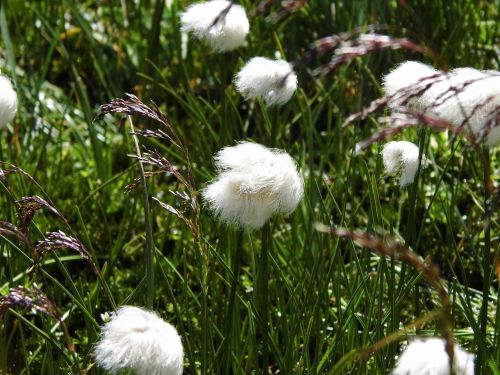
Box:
(477, 147), (492, 373)
(258, 223), (271, 373)
(128, 116), (155, 309)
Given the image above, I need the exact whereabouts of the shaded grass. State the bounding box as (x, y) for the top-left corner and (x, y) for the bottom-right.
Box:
(0, 0), (499, 374)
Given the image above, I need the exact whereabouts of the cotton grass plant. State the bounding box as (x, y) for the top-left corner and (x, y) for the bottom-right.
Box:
(181, 0), (249, 52)
(391, 337), (475, 375)
(203, 141), (303, 369)
(235, 57), (298, 106)
(1, 1), (499, 374)
(202, 141), (303, 230)
(383, 61), (500, 147)
(381, 141), (421, 187)
(0, 75), (17, 128)
(95, 306), (183, 375)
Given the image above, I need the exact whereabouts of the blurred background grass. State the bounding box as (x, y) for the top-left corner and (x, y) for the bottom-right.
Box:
(0, 0), (499, 374)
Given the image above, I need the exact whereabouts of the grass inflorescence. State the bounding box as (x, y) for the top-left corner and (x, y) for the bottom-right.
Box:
(0, 0), (498, 374)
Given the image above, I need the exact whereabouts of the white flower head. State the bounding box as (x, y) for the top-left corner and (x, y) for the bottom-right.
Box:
(422, 67), (500, 147)
(382, 141), (421, 187)
(203, 142), (304, 230)
(384, 61), (500, 147)
(180, 0), (249, 52)
(0, 75), (18, 128)
(235, 57), (298, 106)
(95, 306), (183, 375)
(383, 61), (439, 110)
(392, 337), (475, 375)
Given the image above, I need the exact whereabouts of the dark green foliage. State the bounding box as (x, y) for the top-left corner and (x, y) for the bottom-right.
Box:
(0, 0), (498, 374)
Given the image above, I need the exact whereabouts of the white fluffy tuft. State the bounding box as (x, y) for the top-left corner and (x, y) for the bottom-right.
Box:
(95, 306), (183, 375)
(383, 61), (500, 147)
(422, 67), (500, 147)
(383, 61), (439, 110)
(235, 57), (298, 106)
(203, 142), (304, 230)
(0, 75), (18, 128)
(382, 141), (420, 187)
(392, 337), (475, 375)
(180, 0), (249, 52)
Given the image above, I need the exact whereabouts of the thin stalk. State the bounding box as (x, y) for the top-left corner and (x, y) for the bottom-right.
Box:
(258, 223), (271, 373)
(196, 219), (209, 375)
(405, 128), (426, 247)
(0, 135), (3, 161)
(201, 268), (209, 375)
(403, 128), (426, 368)
(97, 272), (117, 310)
(477, 147), (492, 373)
(128, 116), (155, 309)
(224, 228), (243, 375)
(496, 284), (500, 367)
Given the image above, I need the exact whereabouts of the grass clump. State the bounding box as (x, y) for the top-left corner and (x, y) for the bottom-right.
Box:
(0, 1), (499, 374)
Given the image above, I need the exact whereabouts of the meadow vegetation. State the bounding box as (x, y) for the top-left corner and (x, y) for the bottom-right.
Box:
(0, 0), (499, 374)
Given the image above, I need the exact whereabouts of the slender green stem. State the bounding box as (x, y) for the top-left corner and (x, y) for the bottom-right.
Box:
(405, 128), (426, 247)
(224, 228), (243, 375)
(201, 283), (208, 375)
(496, 287), (500, 367)
(477, 148), (492, 373)
(98, 273), (117, 310)
(197, 235), (209, 375)
(0, 132), (4, 161)
(128, 116), (155, 309)
(258, 223), (271, 373)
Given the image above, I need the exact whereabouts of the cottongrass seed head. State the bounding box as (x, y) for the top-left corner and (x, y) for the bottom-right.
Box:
(383, 60), (439, 110)
(0, 75), (18, 128)
(392, 337), (475, 375)
(235, 57), (298, 106)
(202, 142), (304, 230)
(382, 141), (420, 187)
(180, 0), (249, 52)
(422, 66), (500, 147)
(384, 61), (500, 147)
(95, 306), (183, 375)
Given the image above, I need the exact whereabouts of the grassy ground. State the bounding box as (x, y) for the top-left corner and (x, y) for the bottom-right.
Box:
(0, 0), (499, 374)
